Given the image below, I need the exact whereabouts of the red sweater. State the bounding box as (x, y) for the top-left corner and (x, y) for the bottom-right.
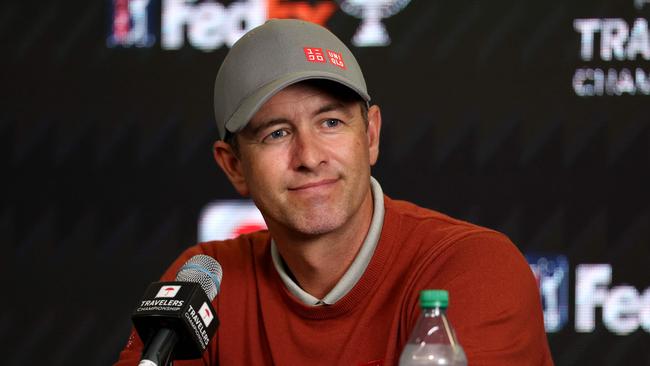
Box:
(116, 196), (553, 365)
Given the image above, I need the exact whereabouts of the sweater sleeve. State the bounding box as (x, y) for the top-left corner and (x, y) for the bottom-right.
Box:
(411, 231), (554, 366)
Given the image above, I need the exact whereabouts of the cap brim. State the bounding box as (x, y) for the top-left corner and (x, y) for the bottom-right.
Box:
(224, 71), (371, 136)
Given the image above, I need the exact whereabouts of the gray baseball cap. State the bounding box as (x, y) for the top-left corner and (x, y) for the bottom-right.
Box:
(213, 19), (370, 140)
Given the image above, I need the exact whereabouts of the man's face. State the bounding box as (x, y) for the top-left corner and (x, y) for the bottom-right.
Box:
(217, 81), (381, 237)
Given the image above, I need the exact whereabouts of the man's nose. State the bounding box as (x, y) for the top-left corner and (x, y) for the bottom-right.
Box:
(290, 129), (327, 171)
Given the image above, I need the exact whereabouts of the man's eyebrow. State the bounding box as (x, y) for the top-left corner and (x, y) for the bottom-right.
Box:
(313, 102), (353, 117)
(245, 101), (353, 137)
(244, 118), (289, 138)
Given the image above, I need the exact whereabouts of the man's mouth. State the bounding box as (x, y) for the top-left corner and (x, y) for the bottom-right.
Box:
(288, 178), (339, 191)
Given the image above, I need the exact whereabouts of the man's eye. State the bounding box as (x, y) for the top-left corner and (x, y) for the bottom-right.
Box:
(264, 129), (288, 142)
(323, 119), (341, 128)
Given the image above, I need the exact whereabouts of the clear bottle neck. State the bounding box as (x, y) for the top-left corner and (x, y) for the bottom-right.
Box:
(422, 306), (446, 317)
(414, 306), (460, 347)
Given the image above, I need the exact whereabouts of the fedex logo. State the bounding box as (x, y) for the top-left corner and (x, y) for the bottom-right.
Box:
(161, 0), (337, 51)
(576, 264), (650, 335)
(156, 285), (181, 298)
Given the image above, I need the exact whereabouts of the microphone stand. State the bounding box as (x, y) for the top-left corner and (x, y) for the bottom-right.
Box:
(139, 328), (178, 366)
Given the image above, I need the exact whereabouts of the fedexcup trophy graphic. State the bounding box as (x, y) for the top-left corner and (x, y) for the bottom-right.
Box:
(338, 0), (412, 47)
(634, 0), (650, 9)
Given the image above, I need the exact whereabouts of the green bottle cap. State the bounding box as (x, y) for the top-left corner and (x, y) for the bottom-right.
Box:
(420, 289), (449, 309)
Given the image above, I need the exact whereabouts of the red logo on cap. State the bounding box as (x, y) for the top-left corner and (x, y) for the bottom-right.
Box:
(327, 50), (346, 69)
(304, 47), (325, 63)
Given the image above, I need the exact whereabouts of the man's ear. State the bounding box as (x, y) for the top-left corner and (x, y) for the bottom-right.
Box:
(367, 105), (382, 166)
(213, 140), (249, 196)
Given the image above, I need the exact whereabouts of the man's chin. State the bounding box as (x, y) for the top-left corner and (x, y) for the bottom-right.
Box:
(287, 212), (346, 237)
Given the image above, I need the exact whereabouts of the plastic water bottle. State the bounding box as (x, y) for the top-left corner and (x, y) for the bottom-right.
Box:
(399, 290), (467, 366)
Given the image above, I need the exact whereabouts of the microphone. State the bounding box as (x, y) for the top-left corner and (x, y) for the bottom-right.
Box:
(131, 254), (223, 366)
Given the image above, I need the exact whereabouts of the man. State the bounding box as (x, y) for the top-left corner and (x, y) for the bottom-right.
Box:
(116, 19), (553, 365)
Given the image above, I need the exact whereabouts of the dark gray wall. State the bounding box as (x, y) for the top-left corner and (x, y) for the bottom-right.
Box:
(3, 0), (649, 364)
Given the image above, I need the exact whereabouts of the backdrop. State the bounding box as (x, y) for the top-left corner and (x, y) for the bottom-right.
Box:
(3, 0), (649, 365)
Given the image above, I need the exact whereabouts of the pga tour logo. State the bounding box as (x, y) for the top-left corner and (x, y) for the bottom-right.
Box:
(526, 254), (569, 333)
(198, 302), (214, 327)
(107, 0), (412, 50)
(107, 0), (156, 47)
(156, 285), (181, 298)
